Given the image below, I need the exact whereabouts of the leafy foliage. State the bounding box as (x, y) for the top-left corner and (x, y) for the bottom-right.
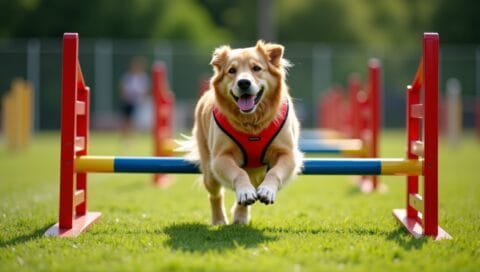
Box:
(0, 0), (478, 45)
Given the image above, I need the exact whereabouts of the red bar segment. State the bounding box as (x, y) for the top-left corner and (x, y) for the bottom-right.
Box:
(406, 85), (420, 220)
(76, 85), (89, 216)
(59, 33), (79, 229)
(422, 32), (439, 237)
(369, 59), (381, 189)
(152, 62), (175, 187)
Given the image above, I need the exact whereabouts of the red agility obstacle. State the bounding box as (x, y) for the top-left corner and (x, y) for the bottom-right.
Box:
(152, 62), (175, 187)
(392, 32), (450, 239)
(45, 33), (100, 236)
(316, 61), (381, 192)
(45, 32), (450, 240)
(356, 59), (381, 191)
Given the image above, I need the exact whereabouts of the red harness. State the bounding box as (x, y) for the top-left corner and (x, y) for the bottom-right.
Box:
(212, 101), (289, 168)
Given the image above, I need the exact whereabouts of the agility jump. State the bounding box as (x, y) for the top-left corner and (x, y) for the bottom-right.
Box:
(45, 32), (450, 240)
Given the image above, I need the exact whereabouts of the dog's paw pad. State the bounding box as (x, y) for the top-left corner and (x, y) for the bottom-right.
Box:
(236, 187), (257, 206)
(256, 186), (276, 205)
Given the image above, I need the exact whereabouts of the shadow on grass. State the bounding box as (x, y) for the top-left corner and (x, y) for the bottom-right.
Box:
(344, 185), (365, 197)
(0, 224), (50, 248)
(344, 181), (387, 197)
(385, 227), (428, 250)
(263, 225), (428, 250)
(262, 225), (385, 236)
(162, 222), (277, 253)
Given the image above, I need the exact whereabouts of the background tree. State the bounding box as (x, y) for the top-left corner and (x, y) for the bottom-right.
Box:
(1, 0), (479, 46)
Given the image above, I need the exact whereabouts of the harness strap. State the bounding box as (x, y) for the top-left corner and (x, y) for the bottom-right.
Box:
(213, 101), (289, 168)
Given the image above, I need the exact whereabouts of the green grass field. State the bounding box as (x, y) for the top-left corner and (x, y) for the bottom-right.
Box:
(1, 131), (479, 271)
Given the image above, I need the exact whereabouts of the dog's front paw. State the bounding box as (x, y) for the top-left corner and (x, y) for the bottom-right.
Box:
(236, 186), (257, 206)
(256, 185), (277, 205)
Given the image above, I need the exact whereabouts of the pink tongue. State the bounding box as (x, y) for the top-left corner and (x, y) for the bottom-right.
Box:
(237, 95), (255, 111)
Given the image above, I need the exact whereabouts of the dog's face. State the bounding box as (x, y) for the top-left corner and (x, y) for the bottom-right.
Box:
(210, 41), (289, 115)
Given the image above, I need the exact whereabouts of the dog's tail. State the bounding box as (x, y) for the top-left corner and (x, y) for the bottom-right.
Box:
(175, 134), (204, 189)
(174, 134), (200, 163)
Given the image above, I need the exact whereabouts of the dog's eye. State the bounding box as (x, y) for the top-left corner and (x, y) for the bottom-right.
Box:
(228, 67), (236, 74)
(252, 65), (262, 72)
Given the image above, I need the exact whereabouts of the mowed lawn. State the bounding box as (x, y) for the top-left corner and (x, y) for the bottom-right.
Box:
(0, 131), (479, 271)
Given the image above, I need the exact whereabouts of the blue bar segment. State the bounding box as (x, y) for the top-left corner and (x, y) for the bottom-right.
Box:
(301, 158), (381, 175)
(112, 156), (382, 175)
(114, 157), (200, 173)
(299, 142), (342, 153)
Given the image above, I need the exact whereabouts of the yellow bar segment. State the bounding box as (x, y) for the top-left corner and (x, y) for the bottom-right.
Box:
(381, 159), (423, 175)
(75, 156), (115, 172)
(341, 147), (367, 156)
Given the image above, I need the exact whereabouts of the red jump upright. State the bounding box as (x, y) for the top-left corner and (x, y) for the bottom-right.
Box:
(45, 33), (101, 237)
(393, 33), (451, 240)
(152, 62), (175, 187)
(357, 59), (381, 191)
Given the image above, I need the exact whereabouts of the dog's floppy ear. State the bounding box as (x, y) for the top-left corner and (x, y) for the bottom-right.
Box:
(210, 45), (230, 71)
(256, 40), (284, 68)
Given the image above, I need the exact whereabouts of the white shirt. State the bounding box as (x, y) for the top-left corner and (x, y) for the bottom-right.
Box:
(121, 72), (149, 104)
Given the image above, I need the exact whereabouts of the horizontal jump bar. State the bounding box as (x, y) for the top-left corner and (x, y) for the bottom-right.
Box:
(299, 139), (365, 155)
(75, 156), (422, 176)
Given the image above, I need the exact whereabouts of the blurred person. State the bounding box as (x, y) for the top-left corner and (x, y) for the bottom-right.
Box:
(119, 56), (150, 140)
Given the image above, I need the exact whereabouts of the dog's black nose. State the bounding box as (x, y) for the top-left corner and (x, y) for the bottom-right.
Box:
(237, 79), (251, 90)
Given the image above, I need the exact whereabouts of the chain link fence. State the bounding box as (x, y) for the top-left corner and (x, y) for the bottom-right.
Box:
(1, 38), (478, 132)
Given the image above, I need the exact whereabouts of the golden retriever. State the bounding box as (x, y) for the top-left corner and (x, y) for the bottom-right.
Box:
(184, 40), (303, 225)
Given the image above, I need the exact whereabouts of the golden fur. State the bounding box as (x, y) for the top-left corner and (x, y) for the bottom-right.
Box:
(187, 41), (303, 225)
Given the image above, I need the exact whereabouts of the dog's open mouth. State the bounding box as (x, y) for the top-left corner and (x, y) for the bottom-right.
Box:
(230, 87), (264, 113)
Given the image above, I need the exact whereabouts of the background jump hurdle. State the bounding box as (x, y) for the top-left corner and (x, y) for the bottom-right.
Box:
(310, 60), (381, 191)
(45, 32), (450, 241)
(151, 62), (175, 187)
(300, 59), (380, 156)
(2, 78), (33, 151)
